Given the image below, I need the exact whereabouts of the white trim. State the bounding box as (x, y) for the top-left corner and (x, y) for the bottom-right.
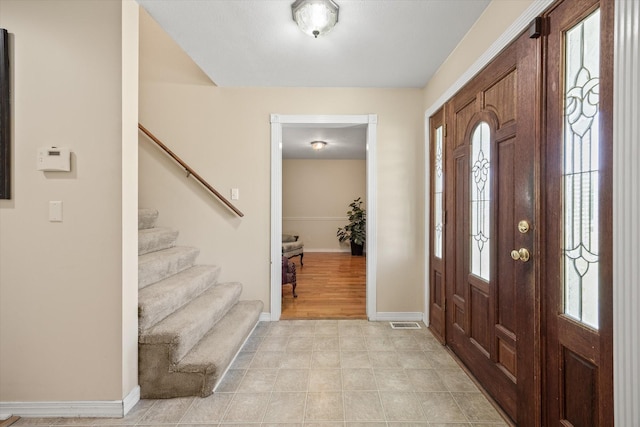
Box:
(0, 386), (140, 418)
(423, 111), (431, 326)
(271, 114), (377, 321)
(304, 248), (351, 253)
(275, 114), (373, 125)
(270, 115), (283, 321)
(259, 312), (272, 322)
(371, 312), (424, 322)
(122, 386), (140, 417)
(365, 115), (378, 321)
(424, 0), (554, 120)
(613, 0), (640, 425)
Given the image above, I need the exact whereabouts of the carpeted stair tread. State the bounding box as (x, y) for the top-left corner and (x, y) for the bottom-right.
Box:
(140, 282), (243, 363)
(177, 300), (263, 380)
(138, 209), (159, 230)
(138, 265), (221, 332)
(138, 300), (263, 399)
(137, 208), (264, 399)
(138, 227), (179, 256)
(138, 246), (200, 289)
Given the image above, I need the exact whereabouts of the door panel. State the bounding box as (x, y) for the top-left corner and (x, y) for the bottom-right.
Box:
(543, 0), (613, 424)
(444, 30), (540, 425)
(484, 73), (517, 127)
(454, 101), (476, 149)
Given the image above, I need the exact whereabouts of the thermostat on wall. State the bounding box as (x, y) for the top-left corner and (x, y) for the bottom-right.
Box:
(37, 147), (71, 172)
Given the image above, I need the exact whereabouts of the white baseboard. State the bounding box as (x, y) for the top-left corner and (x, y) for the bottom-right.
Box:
(262, 312), (423, 322)
(0, 386), (140, 418)
(259, 312), (272, 322)
(122, 386), (140, 416)
(305, 248), (351, 253)
(369, 312), (424, 322)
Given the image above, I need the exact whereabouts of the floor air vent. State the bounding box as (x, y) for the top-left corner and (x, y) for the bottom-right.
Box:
(390, 322), (421, 329)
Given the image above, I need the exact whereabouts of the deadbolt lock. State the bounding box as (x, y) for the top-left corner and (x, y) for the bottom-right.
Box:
(511, 248), (531, 262)
(518, 220), (530, 234)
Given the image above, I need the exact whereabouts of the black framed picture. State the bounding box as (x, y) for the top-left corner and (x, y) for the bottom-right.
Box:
(0, 28), (10, 199)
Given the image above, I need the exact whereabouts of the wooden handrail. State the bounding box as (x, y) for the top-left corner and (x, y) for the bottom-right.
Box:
(138, 124), (244, 218)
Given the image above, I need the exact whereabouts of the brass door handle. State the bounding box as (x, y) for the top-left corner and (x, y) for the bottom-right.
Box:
(510, 248), (530, 262)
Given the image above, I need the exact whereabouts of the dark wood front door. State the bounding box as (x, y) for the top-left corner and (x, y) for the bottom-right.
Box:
(543, 0), (613, 424)
(444, 29), (540, 425)
(430, 0), (614, 424)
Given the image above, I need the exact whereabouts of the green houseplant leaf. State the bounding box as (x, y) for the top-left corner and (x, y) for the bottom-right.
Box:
(337, 197), (366, 246)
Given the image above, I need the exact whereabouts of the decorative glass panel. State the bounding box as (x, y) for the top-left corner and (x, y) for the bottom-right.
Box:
(563, 10), (600, 329)
(434, 125), (444, 259)
(470, 122), (491, 281)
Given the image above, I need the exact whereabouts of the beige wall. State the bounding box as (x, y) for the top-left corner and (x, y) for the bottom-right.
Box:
(423, 0), (536, 110)
(283, 159), (366, 252)
(138, 12), (425, 313)
(0, 0), (138, 403)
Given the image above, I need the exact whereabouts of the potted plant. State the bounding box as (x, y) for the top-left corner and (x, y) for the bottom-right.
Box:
(337, 197), (366, 256)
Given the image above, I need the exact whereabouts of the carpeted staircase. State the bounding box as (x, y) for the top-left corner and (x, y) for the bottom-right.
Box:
(137, 208), (263, 398)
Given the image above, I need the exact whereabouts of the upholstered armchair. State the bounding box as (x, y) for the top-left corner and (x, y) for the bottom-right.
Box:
(282, 256), (297, 298)
(282, 233), (304, 266)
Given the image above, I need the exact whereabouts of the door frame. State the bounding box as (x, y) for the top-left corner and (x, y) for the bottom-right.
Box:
(270, 114), (378, 321)
(424, 0), (640, 422)
(611, 1), (640, 422)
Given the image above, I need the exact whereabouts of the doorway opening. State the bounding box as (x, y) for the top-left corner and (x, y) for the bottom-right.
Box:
(270, 114), (378, 321)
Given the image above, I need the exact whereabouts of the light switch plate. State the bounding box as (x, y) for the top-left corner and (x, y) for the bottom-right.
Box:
(49, 201), (63, 222)
(231, 188), (239, 200)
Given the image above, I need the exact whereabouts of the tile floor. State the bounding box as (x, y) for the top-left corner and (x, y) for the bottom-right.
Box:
(14, 320), (509, 427)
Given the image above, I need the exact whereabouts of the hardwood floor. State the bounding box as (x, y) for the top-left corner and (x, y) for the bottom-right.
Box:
(281, 252), (366, 319)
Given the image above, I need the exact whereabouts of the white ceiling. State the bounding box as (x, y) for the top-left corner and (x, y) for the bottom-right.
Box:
(136, 0), (491, 88)
(137, 0), (491, 158)
(283, 124), (367, 159)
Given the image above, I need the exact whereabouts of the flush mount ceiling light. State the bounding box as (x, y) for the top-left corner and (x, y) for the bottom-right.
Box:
(291, 0), (339, 38)
(310, 140), (327, 151)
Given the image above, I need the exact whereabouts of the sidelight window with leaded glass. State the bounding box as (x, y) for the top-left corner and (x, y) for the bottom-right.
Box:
(434, 125), (444, 259)
(562, 9), (600, 329)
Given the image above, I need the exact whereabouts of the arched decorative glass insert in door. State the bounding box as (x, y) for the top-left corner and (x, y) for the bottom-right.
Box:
(563, 9), (601, 329)
(470, 122), (491, 281)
